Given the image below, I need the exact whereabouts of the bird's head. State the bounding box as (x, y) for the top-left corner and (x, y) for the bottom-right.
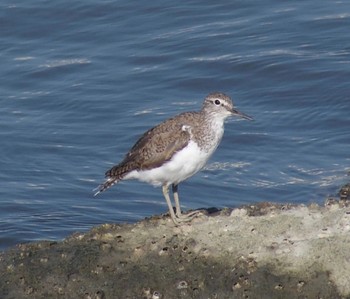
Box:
(202, 92), (253, 121)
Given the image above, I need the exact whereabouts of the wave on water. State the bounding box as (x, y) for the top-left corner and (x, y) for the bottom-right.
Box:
(39, 58), (91, 68)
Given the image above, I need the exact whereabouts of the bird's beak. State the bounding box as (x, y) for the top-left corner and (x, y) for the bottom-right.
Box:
(231, 108), (253, 120)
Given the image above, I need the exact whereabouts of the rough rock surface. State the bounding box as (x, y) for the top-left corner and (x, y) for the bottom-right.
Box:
(1, 197), (350, 299)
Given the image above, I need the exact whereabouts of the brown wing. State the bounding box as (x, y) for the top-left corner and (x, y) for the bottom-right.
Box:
(105, 114), (195, 179)
(95, 112), (199, 196)
(124, 122), (191, 170)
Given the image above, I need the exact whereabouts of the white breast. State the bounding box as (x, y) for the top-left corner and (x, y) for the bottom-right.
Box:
(124, 140), (214, 186)
(124, 116), (226, 187)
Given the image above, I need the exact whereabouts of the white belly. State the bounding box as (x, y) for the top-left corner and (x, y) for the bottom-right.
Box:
(124, 140), (215, 186)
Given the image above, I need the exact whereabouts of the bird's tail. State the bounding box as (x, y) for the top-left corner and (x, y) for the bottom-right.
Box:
(93, 160), (138, 196)
(93, 177), (119, 196)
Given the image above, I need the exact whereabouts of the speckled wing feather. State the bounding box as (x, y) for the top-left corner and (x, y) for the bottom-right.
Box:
(127, 113), (197, 156)
(108, 114), (194, 174)
(94, 113), (195, 195)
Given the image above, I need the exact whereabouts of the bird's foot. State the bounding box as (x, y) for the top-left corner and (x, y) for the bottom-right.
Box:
(170, 210), (204, 225)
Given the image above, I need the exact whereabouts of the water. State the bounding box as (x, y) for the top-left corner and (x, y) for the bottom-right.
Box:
(1, 0), (349, 251)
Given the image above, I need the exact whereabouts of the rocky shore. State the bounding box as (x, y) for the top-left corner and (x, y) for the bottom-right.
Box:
(1, 184), (350, 299)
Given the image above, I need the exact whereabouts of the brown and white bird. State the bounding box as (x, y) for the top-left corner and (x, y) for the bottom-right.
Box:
(94, 92), (252, 225)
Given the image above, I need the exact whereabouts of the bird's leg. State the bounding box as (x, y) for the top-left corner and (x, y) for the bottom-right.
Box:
(172, 184), (182, 217)
(162, 184), (179, 225)
(172, 183), (202, 221)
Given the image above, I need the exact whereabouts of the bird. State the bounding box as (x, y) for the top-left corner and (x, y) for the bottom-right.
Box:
(94, 92), (252, 225)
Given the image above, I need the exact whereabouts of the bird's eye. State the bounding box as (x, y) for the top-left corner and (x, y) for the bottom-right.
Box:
(214, 99), (221, 105)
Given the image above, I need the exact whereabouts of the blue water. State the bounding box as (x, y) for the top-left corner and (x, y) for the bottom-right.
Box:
(1, 0), (349, 250)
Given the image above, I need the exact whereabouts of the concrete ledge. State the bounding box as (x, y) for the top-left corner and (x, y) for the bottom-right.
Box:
(1, 198), (350, 298)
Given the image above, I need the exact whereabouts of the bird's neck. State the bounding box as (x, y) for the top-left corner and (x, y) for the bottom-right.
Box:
(192, 112), (225, 153)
